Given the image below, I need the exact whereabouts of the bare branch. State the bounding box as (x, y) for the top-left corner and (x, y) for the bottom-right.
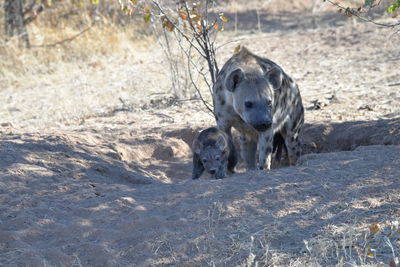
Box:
(24, 4), (44, 25)
(325, 0), (400, 28)
(174, 31), (213, 92)
(187, 46), (214, 114)
(0, 31), (29, 47)
(22, 0), (37, 16)
(31, 25), (92, 48)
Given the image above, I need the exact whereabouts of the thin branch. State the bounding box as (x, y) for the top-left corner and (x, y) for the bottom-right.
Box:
(173, 31), (212, 91)
(325, 0), (400, 28)
(31, 25), (92, 48)
(181, 35), (213, 97)
(24, 5), (44, 25)
(0, 31), (29, 47)
(22, 0), (37, 16)
(388, 82), (400, 87)
(187, 44), (214, 115)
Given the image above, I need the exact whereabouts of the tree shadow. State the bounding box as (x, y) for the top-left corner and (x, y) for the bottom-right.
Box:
(0, 131), (164, 265)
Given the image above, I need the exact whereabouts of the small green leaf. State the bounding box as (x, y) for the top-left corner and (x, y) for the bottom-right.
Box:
(387, 1), (400, 13)
(143, 13), (151, 23)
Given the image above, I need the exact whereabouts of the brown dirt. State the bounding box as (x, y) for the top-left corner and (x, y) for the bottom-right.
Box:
(1, 1), (400, 266)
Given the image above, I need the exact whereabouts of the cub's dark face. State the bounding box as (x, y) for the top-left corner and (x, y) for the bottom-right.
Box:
(198, 147), (224, 175)
(225, 67), (283, 132)
(193, 135), (227, 175)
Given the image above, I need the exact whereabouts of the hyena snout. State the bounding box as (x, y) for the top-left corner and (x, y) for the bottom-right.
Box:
(208, 169), (217, 175)
(253, 121), (272, 132)
(244, 105), (273, 132)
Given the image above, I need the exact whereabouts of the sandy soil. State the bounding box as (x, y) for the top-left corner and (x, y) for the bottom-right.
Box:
(1, 1), (400, 266)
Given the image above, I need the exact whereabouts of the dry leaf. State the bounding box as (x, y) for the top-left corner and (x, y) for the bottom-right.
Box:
(219, 13), (229, 22)
(179, 10), (188, 20)
(369, 222), (380, 234)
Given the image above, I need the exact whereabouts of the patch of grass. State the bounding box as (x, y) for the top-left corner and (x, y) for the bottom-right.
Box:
(303, 220), (400, 266)
(0, 2), (151, 86)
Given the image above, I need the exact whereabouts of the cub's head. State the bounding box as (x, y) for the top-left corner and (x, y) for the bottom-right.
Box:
(193, 135), (226, 175)
(224, 67), (282, 132)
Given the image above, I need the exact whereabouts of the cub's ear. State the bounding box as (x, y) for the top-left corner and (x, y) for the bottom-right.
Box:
(216, 135), (227, 151)
(225, 68), (244, 92)
(192, 139), (202, 155)
(265, 67), (282, 90)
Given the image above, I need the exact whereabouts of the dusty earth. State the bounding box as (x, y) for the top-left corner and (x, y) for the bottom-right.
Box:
(1, 1), (400, 266)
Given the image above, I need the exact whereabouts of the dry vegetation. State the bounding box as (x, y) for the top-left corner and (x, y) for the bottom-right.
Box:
(0, 0), (400, 266)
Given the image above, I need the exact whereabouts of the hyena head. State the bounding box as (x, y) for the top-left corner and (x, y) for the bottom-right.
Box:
(193, 136), (226, 175)
(225, 67), (283, 132)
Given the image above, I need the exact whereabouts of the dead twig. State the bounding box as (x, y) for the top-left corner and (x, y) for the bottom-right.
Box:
(325, 0), (400, 28)
(187, 44), (214, 115)
(388, 82), (400, 87)
(31, 25), (93, 48)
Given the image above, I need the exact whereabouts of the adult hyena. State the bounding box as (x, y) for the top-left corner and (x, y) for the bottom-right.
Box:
(213, 46), (304, 170)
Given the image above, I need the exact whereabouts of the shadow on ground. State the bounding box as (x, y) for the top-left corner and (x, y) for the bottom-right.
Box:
(0, 117), (399, 265)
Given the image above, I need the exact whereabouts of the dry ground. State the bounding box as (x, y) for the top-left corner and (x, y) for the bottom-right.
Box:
(1, 1), (400, 266)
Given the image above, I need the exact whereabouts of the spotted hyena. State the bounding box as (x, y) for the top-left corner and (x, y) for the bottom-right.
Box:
(213, 46), (304, 170)
(191, 127), (237, 179)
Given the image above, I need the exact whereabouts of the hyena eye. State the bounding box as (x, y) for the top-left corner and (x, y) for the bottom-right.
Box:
(202, 158), (207, 163)
(266, 100), (272, 106)
(215, 156), (220, 161)
(245, 101), (253, 108)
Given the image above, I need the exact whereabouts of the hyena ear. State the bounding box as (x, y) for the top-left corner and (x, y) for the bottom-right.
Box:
(225, 68), (244, 92)
(265, 67), (283, 90)
(216, 135), (227, 151)
(192, 140), (203, 155)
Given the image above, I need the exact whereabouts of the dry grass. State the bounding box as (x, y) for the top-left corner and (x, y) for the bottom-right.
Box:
(0, 2), (151, 86)
(0, 2), (172, 130)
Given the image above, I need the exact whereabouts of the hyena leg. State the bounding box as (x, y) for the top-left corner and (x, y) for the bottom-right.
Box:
(217, 121), (232, 138)
(285, 132), (302, 166)
(191, 154), (205, 179)
(240, 135), (257, 170)
(227, 147), (238, 174)
(258, 129), (274, 170)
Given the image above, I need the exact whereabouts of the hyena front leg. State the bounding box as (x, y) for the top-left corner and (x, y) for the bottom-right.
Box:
(258, 129), (274, 170)
(240, 135), (257, 170)
(227, 147), (238, 174)
(285, 131), (302, 166)
(191, 153), (205, 179)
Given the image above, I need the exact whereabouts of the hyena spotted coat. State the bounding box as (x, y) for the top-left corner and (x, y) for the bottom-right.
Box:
(213, 46), (304, 170)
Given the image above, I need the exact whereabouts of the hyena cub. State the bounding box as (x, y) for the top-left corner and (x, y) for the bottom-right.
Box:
(191, 127), (237, 179)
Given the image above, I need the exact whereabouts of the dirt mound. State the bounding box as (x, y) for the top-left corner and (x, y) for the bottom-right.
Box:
(303, 118), (400, 153)
(0, 132), (153, 186)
